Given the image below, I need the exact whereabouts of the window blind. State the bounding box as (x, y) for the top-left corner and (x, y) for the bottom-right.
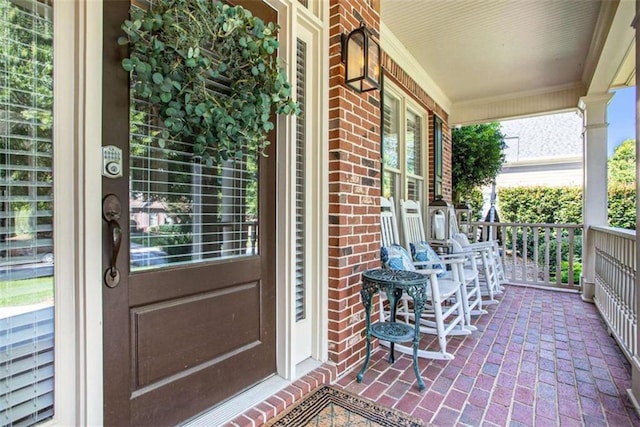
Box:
(129, 33), (259, 270)
(294, 38), (306, 322)
(0, 1), (55, 425)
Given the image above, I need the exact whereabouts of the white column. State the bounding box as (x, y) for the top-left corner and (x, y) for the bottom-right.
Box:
(578, 93), (613, 302)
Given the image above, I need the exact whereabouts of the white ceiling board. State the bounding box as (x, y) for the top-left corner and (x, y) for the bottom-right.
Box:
(380, 0), (603, 104)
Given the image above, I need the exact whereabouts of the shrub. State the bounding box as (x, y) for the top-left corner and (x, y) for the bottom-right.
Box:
(608, 183), (636, 230)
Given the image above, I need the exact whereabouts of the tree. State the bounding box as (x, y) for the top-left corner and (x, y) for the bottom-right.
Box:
(452, 123), (506, 204)
(609, 139), (635, 185)
(608, 139), (636, 229)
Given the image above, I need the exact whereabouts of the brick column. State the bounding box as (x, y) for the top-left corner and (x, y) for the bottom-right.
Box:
(327, 0), (382, 374)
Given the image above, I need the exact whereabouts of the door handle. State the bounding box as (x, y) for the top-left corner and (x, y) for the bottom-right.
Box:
(106, 219), (122, 287)
(103, 194), (122, 288)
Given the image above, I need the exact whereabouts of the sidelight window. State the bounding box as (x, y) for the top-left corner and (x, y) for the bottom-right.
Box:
(0, 0), (55, 425)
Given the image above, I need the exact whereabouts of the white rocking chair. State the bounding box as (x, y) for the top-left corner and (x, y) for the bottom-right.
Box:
(400, 199), (486, 322)
(378, 197), (470, 360)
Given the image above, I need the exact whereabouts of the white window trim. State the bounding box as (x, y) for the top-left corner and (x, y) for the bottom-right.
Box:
(45, 0), (102, 425)
(266, 0), (328, 381)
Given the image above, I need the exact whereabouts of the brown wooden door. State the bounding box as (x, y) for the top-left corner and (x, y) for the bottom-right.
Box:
(102, 2), (277, 425)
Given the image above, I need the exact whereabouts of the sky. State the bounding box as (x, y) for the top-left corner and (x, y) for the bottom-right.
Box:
(607, 86), (635, 156)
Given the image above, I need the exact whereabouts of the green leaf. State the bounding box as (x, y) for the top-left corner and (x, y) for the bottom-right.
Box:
(152, 73), (164, 84)
(160, 92), (172, 103)
(121, 58), (133, 72)
(152, 39), (165, 51)
(117, 36), (129, 46)
(158, 139), (166, 148)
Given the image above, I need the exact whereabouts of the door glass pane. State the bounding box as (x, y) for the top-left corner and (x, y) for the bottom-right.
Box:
(0, 0), (55, 424)
(130, 98), (259, 271)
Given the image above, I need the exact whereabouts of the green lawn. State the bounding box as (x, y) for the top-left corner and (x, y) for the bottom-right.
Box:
(0, 276), (54, 307)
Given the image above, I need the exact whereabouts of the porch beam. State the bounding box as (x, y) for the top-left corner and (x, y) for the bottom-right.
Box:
(578, 92), (613, 303)
(449, 84), (584, 126)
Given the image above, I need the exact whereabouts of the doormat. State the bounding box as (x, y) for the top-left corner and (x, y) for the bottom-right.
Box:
(266, 385), (428, 427)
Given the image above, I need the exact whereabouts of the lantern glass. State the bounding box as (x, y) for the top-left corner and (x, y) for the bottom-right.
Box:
(367, 39), (380, 83)
(346, 32), (364, 83)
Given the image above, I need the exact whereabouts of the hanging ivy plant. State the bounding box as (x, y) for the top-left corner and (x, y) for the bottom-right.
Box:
(119, 0), (300, 164)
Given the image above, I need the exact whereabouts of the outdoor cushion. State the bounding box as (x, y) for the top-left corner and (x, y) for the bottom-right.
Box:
(410, 241), (445, 277)
(452, 232), (471, 247)
(449, 238), (465, 253)
(381, 245), (416, 271)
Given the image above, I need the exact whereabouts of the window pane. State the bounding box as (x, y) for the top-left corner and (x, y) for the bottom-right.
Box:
(407, 178), (423, 202)
(382, 96), (399, 170)
(130, 99), (259, 270)
(382, 170), (400, 201)
(0, 0), (55, 424)
(406, 110), (422, 175)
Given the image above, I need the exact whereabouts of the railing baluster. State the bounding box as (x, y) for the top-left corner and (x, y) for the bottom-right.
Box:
(533, 227), (539, 283)
(522, 226), (528, 283)
(555, 227), (562, 286)
(544, 228), (551, 283)
(511, 225), (517, 283)
(589, 226), (637, 363)
(567, 227), (574, 286)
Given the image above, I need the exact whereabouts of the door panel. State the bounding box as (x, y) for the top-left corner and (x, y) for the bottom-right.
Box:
(102, 1), (277, 425)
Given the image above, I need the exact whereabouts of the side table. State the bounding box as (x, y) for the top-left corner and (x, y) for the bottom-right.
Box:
(356, 268), (429, 391)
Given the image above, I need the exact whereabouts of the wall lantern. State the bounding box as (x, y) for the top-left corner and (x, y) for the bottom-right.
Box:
(341, 23), (381, 93)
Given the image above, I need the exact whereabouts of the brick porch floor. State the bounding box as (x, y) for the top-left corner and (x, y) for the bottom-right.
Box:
(337, 285), (640, 426)
(229, 285), (640, 426)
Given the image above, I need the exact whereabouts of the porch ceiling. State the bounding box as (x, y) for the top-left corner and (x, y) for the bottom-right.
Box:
(379, 0), (636, 125)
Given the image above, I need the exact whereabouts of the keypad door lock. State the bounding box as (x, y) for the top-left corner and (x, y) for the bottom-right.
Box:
(102, 145), (123, 178)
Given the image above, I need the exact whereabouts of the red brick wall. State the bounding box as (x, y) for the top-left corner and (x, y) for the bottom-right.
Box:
(328, 0), (382, 374)
(327, 0), (453, 376)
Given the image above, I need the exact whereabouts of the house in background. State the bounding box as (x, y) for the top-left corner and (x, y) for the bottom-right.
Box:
(481, 111), (584, 216)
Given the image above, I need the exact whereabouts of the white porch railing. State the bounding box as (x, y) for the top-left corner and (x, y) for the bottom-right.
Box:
(469, 221), (583, 290)
(591, 225), (637, 362)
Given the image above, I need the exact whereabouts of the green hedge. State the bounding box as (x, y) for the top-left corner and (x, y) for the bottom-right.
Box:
(498, 186), (582, 224)
(497, 185), (635, 230)
(608, 183), (636, 230)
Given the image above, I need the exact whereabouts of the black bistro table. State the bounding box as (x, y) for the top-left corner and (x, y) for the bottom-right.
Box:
(356, 268), (429, 391)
